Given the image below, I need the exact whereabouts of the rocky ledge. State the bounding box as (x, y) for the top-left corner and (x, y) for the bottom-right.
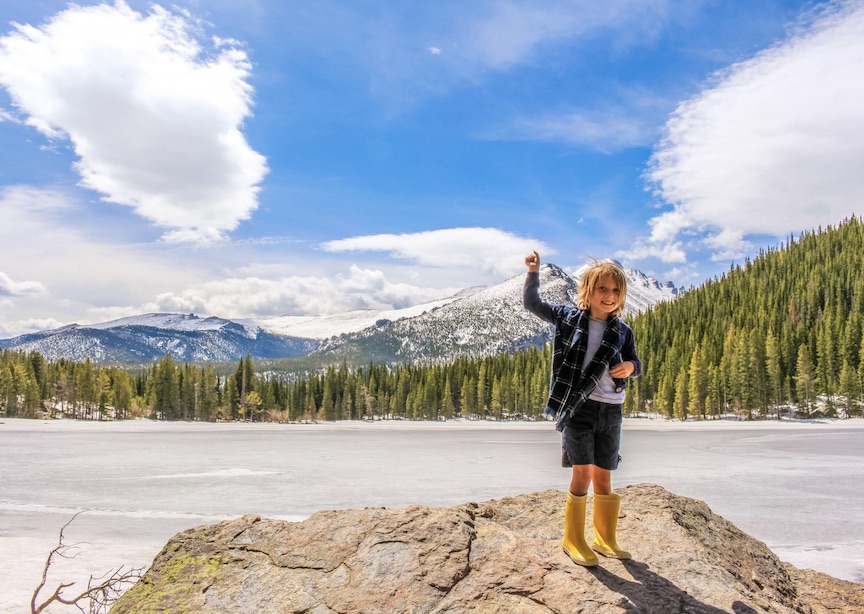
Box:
(111, 484), (861, 613)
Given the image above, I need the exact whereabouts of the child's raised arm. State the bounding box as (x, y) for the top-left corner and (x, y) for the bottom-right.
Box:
(523, 251), (556, 323)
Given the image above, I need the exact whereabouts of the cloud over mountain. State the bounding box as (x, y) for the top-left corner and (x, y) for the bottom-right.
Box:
(322, 227), (551, 279)
(634, 0), (864, 263)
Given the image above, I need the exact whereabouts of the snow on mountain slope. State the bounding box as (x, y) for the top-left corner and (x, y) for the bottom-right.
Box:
(239, 291), (477, 340)
(86, 313), (249, 334)
(310, 264), (577, 363)
(0, 319), (315, 363)
(621, 268), (682, 313)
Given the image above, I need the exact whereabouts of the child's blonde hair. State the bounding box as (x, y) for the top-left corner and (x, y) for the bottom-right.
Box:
(577, 260), (628, 317)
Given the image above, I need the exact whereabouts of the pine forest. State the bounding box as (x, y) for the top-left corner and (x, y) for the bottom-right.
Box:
(2, 217), (862, 422)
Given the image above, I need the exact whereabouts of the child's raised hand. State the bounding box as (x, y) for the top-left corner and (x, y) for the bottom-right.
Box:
(525, 251), (540, 272)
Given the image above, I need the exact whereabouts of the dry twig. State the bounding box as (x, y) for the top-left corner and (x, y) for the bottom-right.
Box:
(30, 512), (143, 614)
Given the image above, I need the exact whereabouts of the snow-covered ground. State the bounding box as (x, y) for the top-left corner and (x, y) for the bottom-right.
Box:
(1, 418), (862, 612)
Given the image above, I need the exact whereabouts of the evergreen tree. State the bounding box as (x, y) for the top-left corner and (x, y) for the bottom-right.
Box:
(476, 363), (488, 419)
(320, 375), (335, 421)
(686, 344), (707, 419)
(672, 369), (688, 421)
(441, 373), (456, 420)
(151, 354), (178, 420)
(795, 344), (816, 417)
(765, 330), (784, 416)
(461, 375), (477, 419)
(838, 360), (857, 418)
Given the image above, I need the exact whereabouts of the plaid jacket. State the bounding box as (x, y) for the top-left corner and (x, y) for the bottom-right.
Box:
(523, 271), (641, 430)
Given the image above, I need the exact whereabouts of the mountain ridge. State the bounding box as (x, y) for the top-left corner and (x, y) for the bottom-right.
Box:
(0, 264), (681, 364)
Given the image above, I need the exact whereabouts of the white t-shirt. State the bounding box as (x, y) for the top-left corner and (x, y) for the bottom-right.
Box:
(581, 316), (626, 405)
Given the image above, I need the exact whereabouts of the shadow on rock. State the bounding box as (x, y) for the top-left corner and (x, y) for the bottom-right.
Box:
(589, 559), (753, 613)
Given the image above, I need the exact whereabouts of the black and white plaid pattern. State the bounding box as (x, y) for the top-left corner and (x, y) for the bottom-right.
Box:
(546, 309), (623, 430)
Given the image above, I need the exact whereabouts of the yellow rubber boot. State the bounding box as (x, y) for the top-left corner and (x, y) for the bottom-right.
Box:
(563, 492), (599, 567)
(591, 493), (631, 559)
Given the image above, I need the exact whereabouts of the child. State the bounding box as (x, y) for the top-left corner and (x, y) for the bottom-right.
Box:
(523, 251), (640, 567)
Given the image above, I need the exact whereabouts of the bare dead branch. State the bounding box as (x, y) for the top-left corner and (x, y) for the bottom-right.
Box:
(30, 512), (143, 614)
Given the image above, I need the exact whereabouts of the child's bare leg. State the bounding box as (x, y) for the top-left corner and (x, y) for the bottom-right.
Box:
(569, 464), (592, 495)
(570, 465), (612, 495)
(591, 466), (612, 495)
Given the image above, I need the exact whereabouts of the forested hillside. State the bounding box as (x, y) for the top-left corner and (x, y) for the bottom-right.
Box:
(2, 218), (862, 422)
(630, 216), (864, 419)
(0, 348), (553, 422)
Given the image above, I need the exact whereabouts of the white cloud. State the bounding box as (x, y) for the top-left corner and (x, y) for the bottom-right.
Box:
(146, 266), (458, 318)
(0, 1), (267, 245)
(640, 0), (864, 261)
(616, 238), (686, 264)
(457, 0), (669, 70)
(0, 185), (203, 334)
(0, 318), (65, 339)
(493, 107), (660, 152)
(0, 271), (46, 297)
(321, 227), (552, 279)
(0, 107), (20, 123)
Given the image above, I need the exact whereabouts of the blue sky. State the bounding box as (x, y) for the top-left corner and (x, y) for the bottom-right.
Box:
(1, 0), (863, 337)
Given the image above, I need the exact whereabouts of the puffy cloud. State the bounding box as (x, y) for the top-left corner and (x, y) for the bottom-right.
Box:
(616, 238), (686, 264)
(639, 0), (864, 261)
(0, 271), (46, 297)
(0, 317), (65, 339)
(0, 1), (267, 244)
(0, 185), (203, 334)
(146, 266), (458, 318)
(321, 227), (552, 279)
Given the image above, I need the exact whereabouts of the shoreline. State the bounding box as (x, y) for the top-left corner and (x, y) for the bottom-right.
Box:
(3, 415), (863, 432)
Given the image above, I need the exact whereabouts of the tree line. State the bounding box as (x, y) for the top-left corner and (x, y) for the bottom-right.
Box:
(0, 346), (553, 422)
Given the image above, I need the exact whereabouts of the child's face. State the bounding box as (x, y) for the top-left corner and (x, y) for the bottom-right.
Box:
(588, 274), (621, 319)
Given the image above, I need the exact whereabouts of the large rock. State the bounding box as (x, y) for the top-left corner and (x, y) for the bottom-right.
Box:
(111, 484), (861, 613)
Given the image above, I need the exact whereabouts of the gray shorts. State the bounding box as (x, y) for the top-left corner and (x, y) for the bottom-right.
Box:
(561, 399), (623, 470)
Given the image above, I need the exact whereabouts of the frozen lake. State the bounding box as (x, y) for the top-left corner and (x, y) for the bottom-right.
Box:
(1, 417), (862, 612)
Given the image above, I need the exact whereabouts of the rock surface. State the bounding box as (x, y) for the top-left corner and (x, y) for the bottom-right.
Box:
(111, 484), (861, 613)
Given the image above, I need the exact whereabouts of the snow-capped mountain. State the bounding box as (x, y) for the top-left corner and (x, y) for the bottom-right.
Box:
(0, 313), (317, 363)
(0, 264), (681, 365)
(306, 263), (681, 365)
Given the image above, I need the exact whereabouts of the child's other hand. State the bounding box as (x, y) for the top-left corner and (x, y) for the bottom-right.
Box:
(609, 361), (635, 378)
(525, 251), (540, 272)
